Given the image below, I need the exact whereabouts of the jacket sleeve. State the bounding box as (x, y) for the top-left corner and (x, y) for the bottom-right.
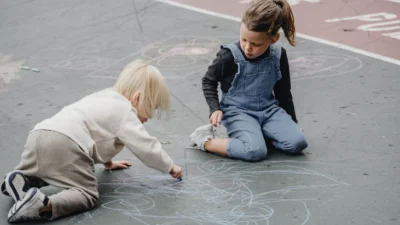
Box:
(274, 47), (298, 123)
(117, 109), (174, 173)
(202, 48), (237, 116)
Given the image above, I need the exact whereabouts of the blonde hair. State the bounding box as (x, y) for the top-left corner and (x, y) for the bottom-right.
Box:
(113, 59), (170, 120)
(242, 0), (296, 46)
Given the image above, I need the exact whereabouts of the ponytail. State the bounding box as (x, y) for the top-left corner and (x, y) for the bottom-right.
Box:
(273, 0), (296, 46)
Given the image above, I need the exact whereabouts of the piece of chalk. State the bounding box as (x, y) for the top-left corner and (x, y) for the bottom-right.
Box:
(19, 66), (30, 70)
(31, 68), (40, 72)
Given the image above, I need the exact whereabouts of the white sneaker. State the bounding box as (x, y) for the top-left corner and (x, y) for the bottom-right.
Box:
(189, 124), (214, 151)
(8, 188), (49, 223)
(2, 171), (31, 202)
(1, 179), (8, 197)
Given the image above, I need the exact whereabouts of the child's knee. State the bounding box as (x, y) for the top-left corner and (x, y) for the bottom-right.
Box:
(241, 142), (267, 161)
(80, 190), (99, 209)
(87, 192), (99, 208)
(228, 135), (267, 161)
(285, 134), (308, 153)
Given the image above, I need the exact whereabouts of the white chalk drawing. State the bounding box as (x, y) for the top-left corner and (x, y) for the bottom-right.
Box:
(71, 159), (350, 224)
(0, 54), (24, 93)
(138, 36), (235, 80)
(288, 52), (363, 80)
(51, 36), (236, 80)
(51, 37), (363, 81)
(53, 56), (117, 71)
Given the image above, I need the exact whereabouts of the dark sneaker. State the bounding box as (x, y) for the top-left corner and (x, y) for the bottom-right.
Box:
(3, 171), (31, 202)
(8, 188), (49, 223)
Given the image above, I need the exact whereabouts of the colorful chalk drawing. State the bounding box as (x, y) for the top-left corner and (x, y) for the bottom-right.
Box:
(0, 54), (24, 93)
(51, 36), (363, 81)
(70, 159), (350, 225)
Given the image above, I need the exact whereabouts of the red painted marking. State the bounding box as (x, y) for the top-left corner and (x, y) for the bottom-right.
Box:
(169, 0), (400, 61)
(293, 0), (400, 60)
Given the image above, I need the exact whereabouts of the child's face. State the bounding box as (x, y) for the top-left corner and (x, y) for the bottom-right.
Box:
(239, 23), (279, 59)
(137, 114), (148, 124)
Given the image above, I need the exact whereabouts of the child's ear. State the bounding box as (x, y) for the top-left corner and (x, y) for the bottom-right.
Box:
(270, 33), (280, 44)
(131, 92), (141, 107)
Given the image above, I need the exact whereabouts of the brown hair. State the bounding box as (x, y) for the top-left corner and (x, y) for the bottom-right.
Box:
(242, 0), (296, 46)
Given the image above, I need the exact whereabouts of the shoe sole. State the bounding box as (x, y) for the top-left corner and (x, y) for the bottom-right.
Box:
(8, 188), (38, 223)
(5, 171), (30, 202)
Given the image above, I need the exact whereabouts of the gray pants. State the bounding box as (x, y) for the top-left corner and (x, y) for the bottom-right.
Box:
(15, 130), (99, 219)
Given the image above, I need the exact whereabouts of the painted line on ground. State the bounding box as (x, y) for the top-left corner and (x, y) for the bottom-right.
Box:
(156, 0), (400, 66)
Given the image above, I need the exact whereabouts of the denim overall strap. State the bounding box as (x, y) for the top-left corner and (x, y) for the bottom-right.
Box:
(219, 43), (246, 106)
(220, 42), (282, 111)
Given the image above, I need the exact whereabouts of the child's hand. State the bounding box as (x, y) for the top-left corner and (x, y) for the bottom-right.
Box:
(104, 161), (132, 170)
(169, 164), (183, 179)
(210, 110), (223, 127)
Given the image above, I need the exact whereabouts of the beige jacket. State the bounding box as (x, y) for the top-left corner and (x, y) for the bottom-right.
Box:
(33, 88), (173, 173)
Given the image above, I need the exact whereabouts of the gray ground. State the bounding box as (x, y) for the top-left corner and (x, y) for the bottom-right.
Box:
(0, 0), (399, 225)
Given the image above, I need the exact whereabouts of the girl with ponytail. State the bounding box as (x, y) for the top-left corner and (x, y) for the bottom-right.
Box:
(192, 0), (308, 161)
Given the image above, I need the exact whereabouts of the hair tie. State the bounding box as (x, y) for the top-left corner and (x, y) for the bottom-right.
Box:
(268, 21), (275, 33)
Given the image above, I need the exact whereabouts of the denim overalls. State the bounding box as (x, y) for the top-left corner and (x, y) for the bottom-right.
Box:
(220, 42), (308, 161)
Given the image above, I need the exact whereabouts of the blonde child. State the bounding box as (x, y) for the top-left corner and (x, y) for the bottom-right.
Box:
(193, 0), (308, 160)
(1, 59), (183, 222)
